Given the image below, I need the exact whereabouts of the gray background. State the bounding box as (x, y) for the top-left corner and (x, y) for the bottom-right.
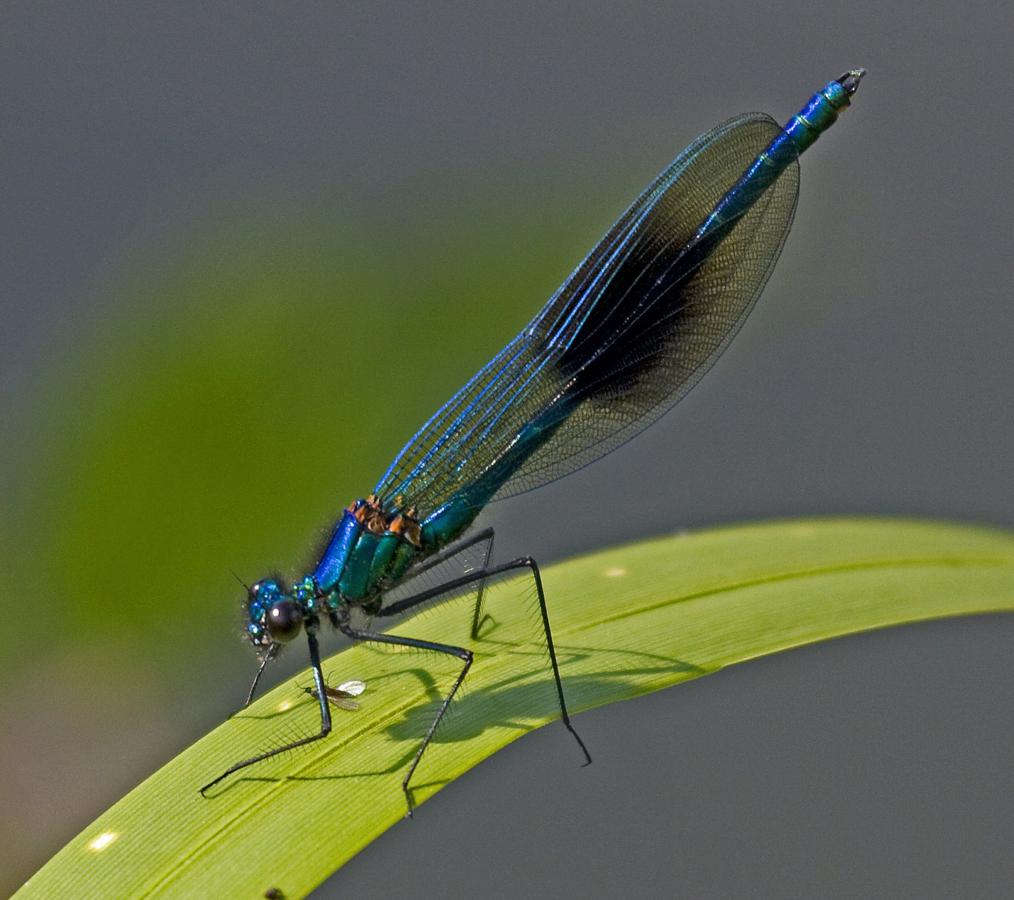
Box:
(4, 2), (1013, 898)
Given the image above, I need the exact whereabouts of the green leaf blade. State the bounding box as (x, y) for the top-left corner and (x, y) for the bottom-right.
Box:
(17, 518), (1014, 898)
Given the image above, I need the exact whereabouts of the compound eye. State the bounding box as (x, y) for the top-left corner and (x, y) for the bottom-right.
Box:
(265, 599), (304, 643)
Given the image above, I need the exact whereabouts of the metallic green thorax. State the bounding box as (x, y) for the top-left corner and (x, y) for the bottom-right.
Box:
(312, 496), (426, 604)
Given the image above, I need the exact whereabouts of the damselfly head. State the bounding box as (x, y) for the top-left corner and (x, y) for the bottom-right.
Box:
(244, 578), (304, 649)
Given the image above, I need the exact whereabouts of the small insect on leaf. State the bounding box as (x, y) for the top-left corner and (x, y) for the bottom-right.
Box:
(304, 679), (367, 712)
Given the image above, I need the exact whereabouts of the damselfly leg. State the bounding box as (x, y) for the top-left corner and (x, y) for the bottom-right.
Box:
(396, 527), (497, 639)
(200, 630), (332, 796)
(243, 642), (279, 708)
(369, 555), (591, 814)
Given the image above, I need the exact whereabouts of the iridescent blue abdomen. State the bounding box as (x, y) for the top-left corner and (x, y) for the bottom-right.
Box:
(697, 75), (857, 241)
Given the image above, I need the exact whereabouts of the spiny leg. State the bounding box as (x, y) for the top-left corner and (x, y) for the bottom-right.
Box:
(378, 556), (592, 771)
(396, 527), (496, 638)
(200, 628), (332, 796)
(243, 641), (279, 708)
(400, 527), (494, 582)
(334, 615), (472, 816)
(469, 529), (495, 639)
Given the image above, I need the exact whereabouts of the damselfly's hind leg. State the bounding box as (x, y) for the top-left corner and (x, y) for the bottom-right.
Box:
(394, 526), (497, 639)
(469, 529), (496, 639)
(373, 555), (591, 814)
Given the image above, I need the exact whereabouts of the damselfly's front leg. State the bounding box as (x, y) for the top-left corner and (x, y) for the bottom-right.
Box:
(201, 628), (331, 796)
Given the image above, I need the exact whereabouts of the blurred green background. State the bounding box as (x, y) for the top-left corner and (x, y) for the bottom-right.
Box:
(5, 3), (1013, 898)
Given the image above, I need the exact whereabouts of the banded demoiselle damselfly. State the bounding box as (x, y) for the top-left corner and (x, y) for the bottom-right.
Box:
(202, 69), (867, 812)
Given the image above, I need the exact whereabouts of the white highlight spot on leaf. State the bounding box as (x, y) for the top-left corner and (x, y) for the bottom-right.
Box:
(87, 831), (117, 852)
(604, 567), (627, 578)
